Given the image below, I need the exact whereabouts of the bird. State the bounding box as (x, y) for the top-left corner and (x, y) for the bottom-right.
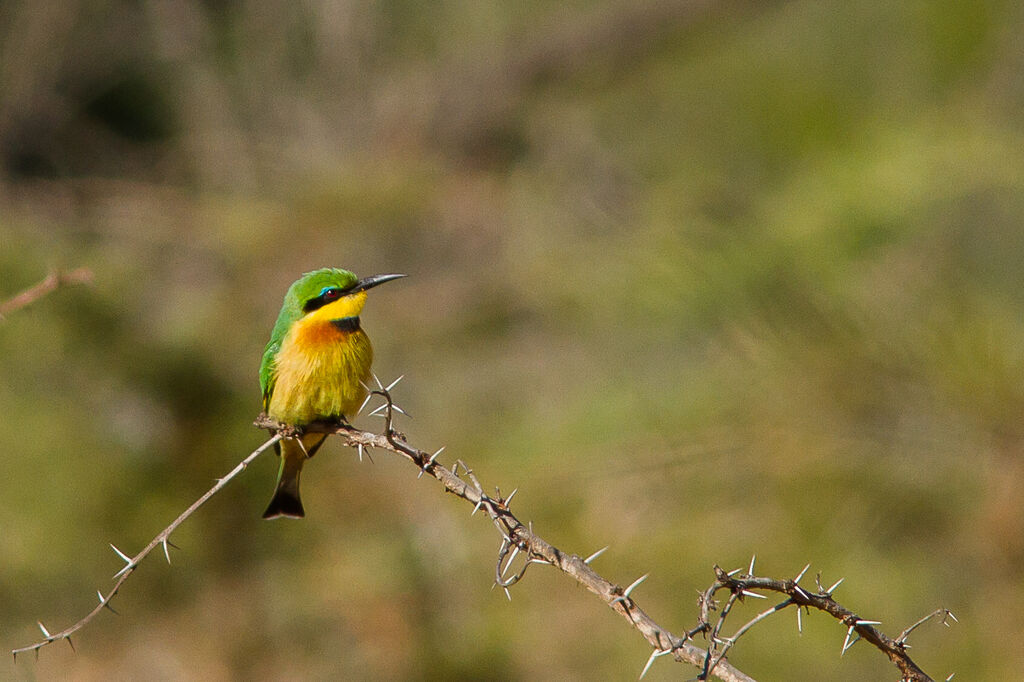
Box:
(260, 267), (405, 519)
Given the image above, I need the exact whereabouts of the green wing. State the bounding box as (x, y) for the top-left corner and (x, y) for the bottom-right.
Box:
(259, 339), (280, 409)
(260, 294), (302, 407)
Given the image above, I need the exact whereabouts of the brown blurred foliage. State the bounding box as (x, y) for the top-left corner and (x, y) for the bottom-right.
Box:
(3, 0), (1024, 679)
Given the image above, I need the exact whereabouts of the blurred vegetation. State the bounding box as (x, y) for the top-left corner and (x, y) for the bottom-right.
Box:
(2, 0), (1023, 679)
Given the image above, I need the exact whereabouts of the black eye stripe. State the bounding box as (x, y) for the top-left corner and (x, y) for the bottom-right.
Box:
(303, 288), (345, 313)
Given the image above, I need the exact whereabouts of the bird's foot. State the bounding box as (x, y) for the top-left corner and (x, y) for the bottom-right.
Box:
(279, 423), (304, 438)
(303, 415), (352, 433)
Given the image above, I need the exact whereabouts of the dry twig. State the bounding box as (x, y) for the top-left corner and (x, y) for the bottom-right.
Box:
(11, 434), (281, 660)
(0, 268), (93, 319)
(693, 563), (955, 682)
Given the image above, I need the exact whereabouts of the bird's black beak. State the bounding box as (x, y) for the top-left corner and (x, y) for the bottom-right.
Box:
(349, 273), (406, 293)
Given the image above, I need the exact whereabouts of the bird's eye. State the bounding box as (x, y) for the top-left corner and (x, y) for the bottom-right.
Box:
(303, 286), (345, 313)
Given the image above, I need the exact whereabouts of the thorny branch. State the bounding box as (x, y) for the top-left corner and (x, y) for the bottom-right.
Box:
(694, 562), (956, 682)
(256, 387), (953, 681)
(13, 383), (954, 681)
(0, 268), (93, 318)
(11, 435), (282, 660)
(254, 386), (754, 682)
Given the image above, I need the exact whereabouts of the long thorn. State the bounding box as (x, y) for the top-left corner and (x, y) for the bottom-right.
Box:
(585, 546), (609, 565)
(502, 547), (521, 579)
(794, 563), (810, 583)
(623, 574), (649, 599)
(110, 543), (131, 564)
(639, 649), (666, 680)
(385, 375), (404, 391)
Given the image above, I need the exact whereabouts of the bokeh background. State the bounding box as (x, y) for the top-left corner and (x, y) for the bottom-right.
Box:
(2, 1), (1023, 679)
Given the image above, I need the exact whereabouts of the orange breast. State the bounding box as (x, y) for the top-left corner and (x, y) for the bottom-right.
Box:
(267, 317), (373, 425)
(292, 318), (348, 351)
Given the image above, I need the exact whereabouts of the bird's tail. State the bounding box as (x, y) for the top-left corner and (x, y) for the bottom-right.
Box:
(262, 434), (326, 520)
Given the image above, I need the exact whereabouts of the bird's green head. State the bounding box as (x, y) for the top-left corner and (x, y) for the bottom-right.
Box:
(276, 267), (405, 328)
(287, 268), (359, 314)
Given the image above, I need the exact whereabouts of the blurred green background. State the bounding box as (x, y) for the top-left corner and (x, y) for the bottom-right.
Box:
(2, 0), (1022, 679)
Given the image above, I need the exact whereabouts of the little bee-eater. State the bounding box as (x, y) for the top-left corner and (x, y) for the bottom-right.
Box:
(260, 268), (405, 519)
